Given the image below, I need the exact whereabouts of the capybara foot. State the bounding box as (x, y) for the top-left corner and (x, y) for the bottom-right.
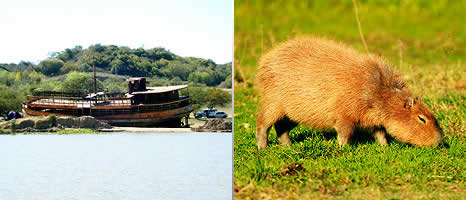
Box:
(374, 130), (388, 146)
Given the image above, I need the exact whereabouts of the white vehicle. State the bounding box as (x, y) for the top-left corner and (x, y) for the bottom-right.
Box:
(194, 108), (228, 118)
(195, 108), (217, 118)
(214, 111), (228, 118)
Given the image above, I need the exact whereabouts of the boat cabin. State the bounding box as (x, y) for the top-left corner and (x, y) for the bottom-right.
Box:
(127, 77), (186, 105)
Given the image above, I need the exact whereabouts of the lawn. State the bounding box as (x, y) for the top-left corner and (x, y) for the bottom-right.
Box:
(234, 0), (465, 199)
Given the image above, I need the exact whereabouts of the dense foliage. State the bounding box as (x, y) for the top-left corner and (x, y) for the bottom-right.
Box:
(1, 45), (231, 88)
(0, 86), (22, 116)
(183, 87), (232, 111)
(60, 72), (104, 92)
(0, 45), (232, 116)
(0, 70), (59, 116)
(0, 70), (231, 116)
(37, 59), (64, 76)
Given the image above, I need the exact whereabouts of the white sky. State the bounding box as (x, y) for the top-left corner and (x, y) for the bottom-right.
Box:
(0, 0), (233, 64)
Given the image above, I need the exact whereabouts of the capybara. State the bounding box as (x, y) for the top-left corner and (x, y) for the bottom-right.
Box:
(256, 37), (443, 149)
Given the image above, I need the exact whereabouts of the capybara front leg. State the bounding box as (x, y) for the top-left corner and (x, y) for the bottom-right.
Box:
(374, 130), (388, 146)
(335, 121), (354, 146)
(274, 116), (297, 146)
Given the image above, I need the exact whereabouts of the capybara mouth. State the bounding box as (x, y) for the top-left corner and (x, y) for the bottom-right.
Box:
(438, 141), (450, 149)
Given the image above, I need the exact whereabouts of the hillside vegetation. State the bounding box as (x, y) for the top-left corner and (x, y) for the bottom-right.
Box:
(1, 45), (231, 88)
(234, 0), (465, 199)
(0, 45), (232, 116)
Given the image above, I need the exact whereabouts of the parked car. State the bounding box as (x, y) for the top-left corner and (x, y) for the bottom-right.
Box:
(207, 110), (218, 118)
(194, 108), (217, 118)
(214, 111), (228, 118)
(194, 108), (228, 118)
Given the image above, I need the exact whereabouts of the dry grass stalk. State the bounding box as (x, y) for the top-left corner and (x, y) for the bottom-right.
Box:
(398, 39), (403, 69)
(235, 36), (250, 84)
(260, 24), (264, 56)
(268, 30), (276, 46)
(352, 0), (369, 53)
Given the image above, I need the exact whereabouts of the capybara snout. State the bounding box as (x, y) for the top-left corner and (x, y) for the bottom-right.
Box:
(384, 96), (444, 147)
(385, 97), (443, 146)
(255, 37), (443, 148)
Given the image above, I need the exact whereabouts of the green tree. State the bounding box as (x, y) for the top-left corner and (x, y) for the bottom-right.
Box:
(135, 59), (152, 76)
(204, 88), (231, 109)
(26, 71), (45, 85)
(59, 62), (80, 74)
(37, 59), (64, 76)
(166, 61), (193, 80)
(184, 87), (206, 111)
(61, 72), (104, 92)
(110, 58), (133, 76)
(0, 86), (22, 116)
(219, 75), (232, 88)
(0, 65), (9, 72)
(170, 77), (183, 85)
(57, 46), (82, 62)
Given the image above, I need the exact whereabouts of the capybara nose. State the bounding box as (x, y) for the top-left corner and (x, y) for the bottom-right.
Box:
(434, 133), (444, 147)
(439, 140), (449, 148)
(436, 133), (449, 148)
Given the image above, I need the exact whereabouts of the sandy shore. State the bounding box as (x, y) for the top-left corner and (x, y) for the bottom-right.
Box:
(104, 127), (193, 133)
(103, 118), (232, 133)
(0, 116), (231, 133)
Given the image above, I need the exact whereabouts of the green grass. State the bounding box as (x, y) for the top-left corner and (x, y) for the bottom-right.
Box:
(234, 0), (466, 199)
(54, 128), (105, 134)
(0, 128), (105, 135)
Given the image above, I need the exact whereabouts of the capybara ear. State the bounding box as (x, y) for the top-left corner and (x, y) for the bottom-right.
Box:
(404, 96), (415, 109)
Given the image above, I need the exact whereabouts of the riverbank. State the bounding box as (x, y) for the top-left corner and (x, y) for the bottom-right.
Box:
(102, 127), (192, 133)
(0, 115), (232, 134)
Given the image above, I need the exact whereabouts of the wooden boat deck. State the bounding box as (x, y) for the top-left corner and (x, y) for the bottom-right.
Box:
(27, 96), (132, 109)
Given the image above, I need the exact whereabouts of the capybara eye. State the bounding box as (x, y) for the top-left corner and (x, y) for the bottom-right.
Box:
(417, 115), (427, 124)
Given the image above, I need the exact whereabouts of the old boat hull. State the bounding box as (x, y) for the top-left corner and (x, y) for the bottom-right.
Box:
(22, 104), (193, 127)
(95, 106), (193, 127)
(24, 81), (193, 127)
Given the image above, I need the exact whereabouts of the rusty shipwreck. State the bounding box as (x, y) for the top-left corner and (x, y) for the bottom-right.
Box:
(22, 77), (193, 127)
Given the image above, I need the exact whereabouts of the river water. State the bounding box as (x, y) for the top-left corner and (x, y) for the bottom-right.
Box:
(0, 132), (232, 200)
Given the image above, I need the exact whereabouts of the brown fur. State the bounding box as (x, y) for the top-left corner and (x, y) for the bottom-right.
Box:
(256, 37), (443, 148)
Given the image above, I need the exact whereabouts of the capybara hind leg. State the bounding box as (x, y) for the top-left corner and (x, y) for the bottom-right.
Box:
(256, 116), (269, 149)
(274, 117), (297, 146)
(256, 105), (283, 149)
(374, 130), (388, 146)
(334, 121), (354, 146)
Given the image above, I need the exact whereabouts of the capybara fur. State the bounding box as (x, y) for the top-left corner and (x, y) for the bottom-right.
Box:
(256, 37), (443, 148)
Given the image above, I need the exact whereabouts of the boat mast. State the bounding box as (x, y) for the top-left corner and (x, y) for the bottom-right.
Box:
(93, 55), (97, 105)
(93, 55), (97, 95)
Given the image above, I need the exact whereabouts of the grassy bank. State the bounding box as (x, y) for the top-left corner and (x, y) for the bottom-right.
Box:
(0, 128), (103, 135)
(234, 0), (465, 199)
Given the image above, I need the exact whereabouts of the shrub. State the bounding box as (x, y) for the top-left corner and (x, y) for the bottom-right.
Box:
(10, 119), (16, 133)
(37, 59), (64, 76)
(0, 129), (11, 135)
(61, 72), (104, 92)
(48, 114), (57, 127)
